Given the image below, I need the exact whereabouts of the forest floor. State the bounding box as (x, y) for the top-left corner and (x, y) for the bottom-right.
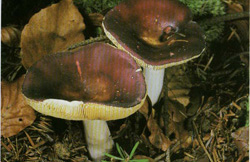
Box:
(1, 0), (249, 161)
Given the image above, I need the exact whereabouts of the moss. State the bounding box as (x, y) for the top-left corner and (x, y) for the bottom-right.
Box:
(202, 23), (225, 42)
(74, 0), (123, 14)
(179, 0), (225, 16)
(178, 0), (226, 42)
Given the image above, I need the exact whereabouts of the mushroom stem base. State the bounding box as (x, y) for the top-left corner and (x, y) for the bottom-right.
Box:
(83, 120), (114, 161)
(144, 68), (165, 105)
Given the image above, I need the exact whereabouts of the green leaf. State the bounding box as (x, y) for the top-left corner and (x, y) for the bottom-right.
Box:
(104, 153), (124, 161)
(129, 141), (140, 158)
(129, 159), (149, 162)
(116, 143), (125, 159)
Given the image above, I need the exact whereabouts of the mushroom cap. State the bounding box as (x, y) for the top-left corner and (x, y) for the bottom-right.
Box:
(22, 43), (147, 121)
(103, 0), (206, 69)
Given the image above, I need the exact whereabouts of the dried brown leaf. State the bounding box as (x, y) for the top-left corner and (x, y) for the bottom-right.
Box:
(1, 26), (21, 47)
(231, 126), (249, 157)
(186, 88), (202, 116)
(227, 2), (249, 46)
(88, 13), (104, 26)
(242, 0), (249, 11)
(134, 155), (155, 162)
(228, 2), (244, 13)
(21, 0), (85, 69)
(147, 116), (171, 151)
(167, 119), (192, 151)
(115, 123), (127, 135)
(167, 99), (187, 122)
(138, 97), (150, 119)
(1, 76), (36, 138)
(165, 65), (192, 107)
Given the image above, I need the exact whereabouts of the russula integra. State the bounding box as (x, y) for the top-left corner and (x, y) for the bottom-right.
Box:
(22, 43), (147, 160)
(103, 0), (205, 105)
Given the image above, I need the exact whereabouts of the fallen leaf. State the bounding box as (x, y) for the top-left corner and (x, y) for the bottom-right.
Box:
(186, 88), (202, 116)
(231, 126), (249, 157)
(140, 94), (190, 151)
(138, 97), (152, 119)
(21, 0), (85, 69)
(1, 26), (21, 47)
(1, 76), (36, 138)
(167, 99), (187, 122)
(139, 98), (171, 150)
(227, 2), (249, 48)
(167, 119), (192, 151)
(165, 65), (193, 107)
(115, 123), (127, 136)
(240, 53), (249, 66)
(134, 155), (155, 162)
(140, 133), (156, 154)
(242, 0), (249, 11)
(147, 116), (171, 151)
(228, 2), (244, 13)
(88, 13), (104, 26)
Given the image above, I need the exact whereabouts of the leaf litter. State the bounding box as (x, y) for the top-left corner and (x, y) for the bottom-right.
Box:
(1, 0), (249, 161)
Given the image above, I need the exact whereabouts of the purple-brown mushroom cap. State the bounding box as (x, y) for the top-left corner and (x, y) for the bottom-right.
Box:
(22, 43), (147, 120)
(103, 0), (206, 69)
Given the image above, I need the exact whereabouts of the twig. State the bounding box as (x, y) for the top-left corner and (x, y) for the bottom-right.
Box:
(39, 132), (54, 142)
(24, 131), (35, 147)
(165, 147), (170, 162)
(204, 54), (214, 72)
(15, 137), (20, 159)
(1, 141), (12, 152)
(25, 140), (47, 155)
(154, 142), (180, 161)
(236, 155), (244, 162)
(198, 11), (250, 25)
(154, 151), (167, 161)
(192, 121), (214, 162)
(212, 147), (219, 162)
(223, 51), (249, 66)
(71, 146), (87, 152)
(205, 130), (214, 148)
(7, 138), (16, 152)
(7, 65), (22, 81)
(112, 119), (129, 140)
(210, 69), (233, 77)
(184, 152), (195, 159)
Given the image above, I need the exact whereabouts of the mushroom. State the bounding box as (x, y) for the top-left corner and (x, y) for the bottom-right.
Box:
(22, 43), (147, 161)
(103, 0), (205, 105)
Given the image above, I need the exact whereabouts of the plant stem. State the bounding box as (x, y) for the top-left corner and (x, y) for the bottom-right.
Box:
(192, 121), (214, 162)
(162, 69), (170, 136)
(198, 11), (249, 25)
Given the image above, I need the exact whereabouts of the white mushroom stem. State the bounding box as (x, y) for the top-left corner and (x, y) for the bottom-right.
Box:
(83, 120), (114, 161)
(144, 67), (165, 105)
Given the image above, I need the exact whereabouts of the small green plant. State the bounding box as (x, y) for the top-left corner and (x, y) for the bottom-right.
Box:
(102, 142), (148, 162)
(74, 0), (123, 14)
(178, 0), (225, 42)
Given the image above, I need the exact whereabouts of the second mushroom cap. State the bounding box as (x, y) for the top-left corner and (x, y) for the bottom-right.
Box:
(103, 0), (206, 69)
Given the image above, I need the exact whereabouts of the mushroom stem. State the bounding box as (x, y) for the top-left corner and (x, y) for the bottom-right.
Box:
(144, 68), (165, 105)
(83, 120), (114, 161)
